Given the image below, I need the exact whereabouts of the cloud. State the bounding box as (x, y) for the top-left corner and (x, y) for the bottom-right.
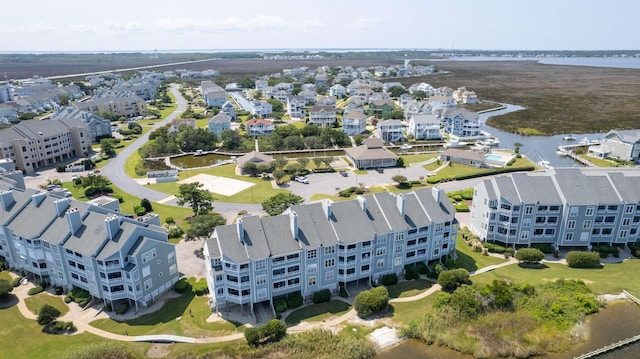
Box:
(156, 15), (286, 33)
(352, 17), (380, 29)
(106, 20), (144, 32)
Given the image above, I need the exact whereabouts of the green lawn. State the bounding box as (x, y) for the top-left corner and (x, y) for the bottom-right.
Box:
(24, 293), (69, 317)
(453, 237), (507, 273)
(0, 271), (11, 281)
(579, 154), (618, 167)
(386, 279), (433, 298)
(390, 295), (435, 325)
(434, 162), (492, 178)
(400, 153), (439, 165)
(470, 259), (640, 297)
(90, 278), (245, 337)
(284, 300), (351, 326)
(423, 161), (442, 171)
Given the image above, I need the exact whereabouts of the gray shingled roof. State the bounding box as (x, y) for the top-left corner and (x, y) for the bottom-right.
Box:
(289, 203), (339, 248)
(494, 176), (519, 204)
(329, 200), (377, 244)
(554, 169), (621, 205)
(0, 189), (31, 225)
(62, 211), (111, 257)
(205, 237), (221, 258)
(605, 173), (640, 203)
(511, 173), (562, 205)
(215, 225), (249, 263)
(6, 194), (57, 238)
(414, 189), (455, 224)
(606, 129), (640, 144)
(40, 213), (71, 246)
(97, 221), (138, 260)
(344, 144), (399, 161)
(442, 149), (485, 162)
(262, 215), (301, 256)
(371, 192), (410, 232)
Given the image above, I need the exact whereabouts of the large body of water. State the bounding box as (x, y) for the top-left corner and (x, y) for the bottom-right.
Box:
(431, 56), (640, 70)
(378, 301), (640, 359)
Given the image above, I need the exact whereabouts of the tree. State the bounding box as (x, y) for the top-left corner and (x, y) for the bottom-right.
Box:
(392, 175), (407, 184)
(257, 163), (272, 174)
(313, 157), (323, 169)
(0, 279), (13, 300)
(387, 86), (408, 98)
(297, 157), (310, 169)
(243, 162), (259, 176)
(566, 251), (601, 268)
(38, 304), (61, 325)
(272, 169), (286, 184)
(438, 268), (471, 291)
(58, 94), (70, 106)
(396, 157), (405, 167)
(262, 193), (304, 216)
(515, 248), (545, 263)
(412, 90), (427, 100)
(186, 213), (226, 239)
(238, 75), (254, 89)
(274, 157), (289, 170)
(82, 174), (112, 196)
(176, 182), (214, 215)
(220, 129), (242, 150)
(354, 286), (389, 318)
(266, 98), (284, 113)
(100, 138), (116, 157)
(383, 109), (405, 120)
(140, 198), (153, 213)
(484, 279), (513, 310)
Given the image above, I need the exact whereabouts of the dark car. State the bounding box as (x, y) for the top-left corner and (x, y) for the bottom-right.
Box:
(376, 168), (384, 173)
(339, 170), (348, 177)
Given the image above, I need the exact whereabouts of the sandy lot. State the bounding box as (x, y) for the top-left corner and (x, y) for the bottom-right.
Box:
(178, 173), (254, 197)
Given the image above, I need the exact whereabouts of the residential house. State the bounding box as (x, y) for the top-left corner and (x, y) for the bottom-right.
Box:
(407, 114), (441, 140)
(201, 81), (228, 108)
(236, 150), (274, 175)
(428, 96), (456, 114)
(376, 119), (404, 143)
(440, 149), (485, 167)
(342, 110), (368, 136)
(299, 90), (318, 105)
(470, 169), (640, 249)
(368, 99), (399, 119)
(255, 78), (268, 92)
(0, 118), (90, 173)
(587, 130), (640, 163)
(72, 94), (146, 119)
(462, 91), (478, 104)
(444, 109), (481, 138)
(221, 101), (237, 121)
(204, 187), (457, 313)
(345, 138), (399, 169)
(316, 96), (337, 106)
(0, 84), (13, 103)
(50, 107), (112, 143)
(309, 105), (337, 128)
(0, 102), (20, 122)
(245, 118), (275, 138)
(271, 90), (290, 104)
(315, 73), (329, 88)
(0, 186), (179, 311)
(207, 113), (232, 136)
(329, 84), (347, 99)
(286, 96), (306, 119)
(250, 101), (272, 118)
(352, 87), (374, 103)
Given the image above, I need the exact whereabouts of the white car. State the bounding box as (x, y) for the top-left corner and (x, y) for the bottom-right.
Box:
(295, 176), (309, 184)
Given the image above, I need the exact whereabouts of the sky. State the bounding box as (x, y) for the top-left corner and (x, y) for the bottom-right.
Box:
(0, 0), (638, 52)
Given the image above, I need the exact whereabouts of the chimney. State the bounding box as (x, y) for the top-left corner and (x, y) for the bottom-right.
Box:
(31, 191), (47, 207)
(431, 187), (442, 203)
(357, 196), (367, 212)
(0, 190), (15, 211)
(322, 200), (332, 220)
(237, 217), (244, 243)
(396, 193), (406, 216)
(54, 197), (70, 216)
(66, 207), (82, 234)
(290, 210), (298, 240)
(105, 214), (121, 240)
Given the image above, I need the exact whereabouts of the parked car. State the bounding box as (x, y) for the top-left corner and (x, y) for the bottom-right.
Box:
(339, 170), (348, 177)
(376, 168), (384, 173)
(295, 176), (309, 184)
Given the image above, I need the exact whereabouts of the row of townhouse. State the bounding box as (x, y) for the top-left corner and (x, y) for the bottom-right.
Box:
(0, 185), (179, 311)
(204, 188), (458, 314)
(0, 118), (90, 174)
(470, 169), (640, 248)
(72, 93), (146, 119)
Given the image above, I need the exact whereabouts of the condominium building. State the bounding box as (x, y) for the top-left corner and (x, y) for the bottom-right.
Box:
(204, 188), (457, 314)
(0, 186), (179, 310)
(470, 169), (640, 249)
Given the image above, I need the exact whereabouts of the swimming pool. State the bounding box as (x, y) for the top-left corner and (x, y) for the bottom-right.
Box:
(485, 154), (502, 161)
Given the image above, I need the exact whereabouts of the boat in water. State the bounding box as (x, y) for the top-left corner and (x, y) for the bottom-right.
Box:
(483, 138), (500, 147)
(444, 141), (466, 148)
(563, 134), (576, 141)
(537, 160), (553, 169)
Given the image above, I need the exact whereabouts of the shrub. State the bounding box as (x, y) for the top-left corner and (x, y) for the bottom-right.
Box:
(174, 278), (190, 293)
(12, 276), (24, 287)
(312, 289), (331, 304)
(54, 285), (64, 295)
(165, 216), (175, 224)
(165, 224), (184, 238)
(566, 251), (601, 268)
(245, 327), (261, 347)
(134, 205), (147, 216)
(504, 247), (515, 258)
(426, 176), (441, 184)
(484, 242), (507, 254)
(112, 194), (124, 203)
(404, 266), (420, 280)
(115, 302), (129, 315)
(194, 281), (209, 296)
(286, 292), (303, 309)
(38, 304), (61, 325)
(245, 319), (287, 347)
(84, 187), (100, 198)
(380, 273), (398, 286)
(0, 279), (12, 300)
(28, 285), (44, 296)
(73, 177), (82, 186)
(274, 299), (288, 314)
(354, 286), (389, 318)
(67, 287), (92, 307)
(64, 296), (72, 303)
(416, 262), (428, 275)
(629, 242), (640, 258)
(532, 243), (555, 254)
(515, 248), (545, 263)
(438, 268), (471, 291)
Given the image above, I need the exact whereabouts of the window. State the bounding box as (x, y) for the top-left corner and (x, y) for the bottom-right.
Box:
(405, 251), (416, 259)
(217, 288), (224, 296)
(168, 252), (176, 263)
(361, 264), (370, 272)
(287, 253), (299, 261)
(215, 274), (223, 282)
(107, 272), (122, 279)
(565, 233), (573, 241)
(308, 277), (316, 286)
(544, 228), (555, 235)
(142, 248), (157, 263)
(324, 258), (335, 268)
(272, 268), (285, 277)
(586, 207), (595, 216)
(417, 248), (426, 256)
(287, 265), (299, 274)
(326, 271), (334, 281)
(605, 216), (616, 223)
(523, 219), (531, 228)
(144, 278), (153, 290)
(376, 248), (386, 256)
(602, 228), (613, 235)
(626, 205), (635, 214)
(520, 231), (529, 240)
(623, 218), (631, 226)
(525, 206), (533, 214)
(288, 278), (300, 286)
(550, 205), (560, 212)
(592, 228), (601, 235)
(567, 220), (576, 229)
(534, 228), (544, 236)
(170, 264), (177, 275)
(620, 230), (628, 238)
(255, 260), (266, 271)
(377, 236), (387, 244)
(583, 220), (592, 229)
(501, 203), (512, 210)
(608, 205), (618, 211)
(307, 263), (317, 274)
(569, 207), (579, 217)
(273, 281), (285, 289)
(377, 259), (385, 268)
(595, 216), (604, 223)
(272, 256), (284, 264)
(395, 232), (405, 241)
(324, 246), (335, 255)
(394, 245), (403, 254)
(394, 257), (402, 266)
(307, 249), (317, 260)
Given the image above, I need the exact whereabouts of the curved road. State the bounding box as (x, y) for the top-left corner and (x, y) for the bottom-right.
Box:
(102, 85), (264, 218)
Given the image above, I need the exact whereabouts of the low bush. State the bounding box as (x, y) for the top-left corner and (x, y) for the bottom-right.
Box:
(404, 266), (420, 280)
(64, 296), (72, 304)
(194, 281), (209, 296)
(426, 177), (441, 184)
(312, 289), (331, 304)
(629, 242), (640, 258)
(354, 286), (389, 318)
(484, 242), (507, 254)
(112, 194), (124, 203)
(416, 262), (428, 275)
(380, 273), (398, 286)
(566, 251), (601, 268)
(286, 292), (303, 309)
(54, 286), (64, 295)
(28, 285), (44, 296)
(245, 319), (287, 346)
(438, 268), (471, 291)
(165, 216), (174, 224)
(115, 301), (129, 314)
(274, 299), (287, 314)
(515, 248), (545, 263)
(532, 243), (555, 254)
(174, 278), (190, 293)
(12, 276), (24, 287)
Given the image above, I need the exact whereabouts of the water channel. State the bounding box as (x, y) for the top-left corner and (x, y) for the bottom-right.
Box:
(377, 301), (640, 359)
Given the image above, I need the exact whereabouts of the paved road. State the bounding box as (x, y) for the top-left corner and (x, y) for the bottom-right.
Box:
(101, 85), (264, 220)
